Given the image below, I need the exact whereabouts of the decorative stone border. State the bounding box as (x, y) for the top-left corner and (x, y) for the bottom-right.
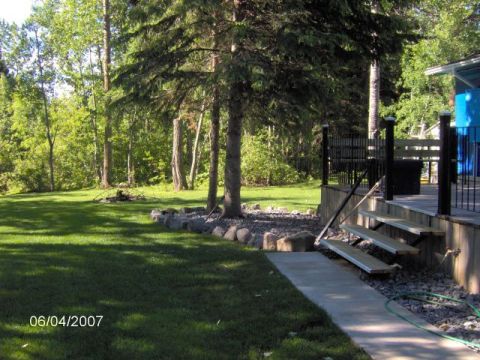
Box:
(150, 204), (320, 252)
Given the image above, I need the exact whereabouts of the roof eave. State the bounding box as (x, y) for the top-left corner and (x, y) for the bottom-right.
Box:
(425, 56), (480, 76)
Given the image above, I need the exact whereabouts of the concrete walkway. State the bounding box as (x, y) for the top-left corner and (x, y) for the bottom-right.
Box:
(267, 252), (479, 360)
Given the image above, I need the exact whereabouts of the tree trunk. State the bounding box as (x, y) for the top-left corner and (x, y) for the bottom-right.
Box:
(223, 89), (244, 217)
(88, 48), (102, 182)
(186, 124), (193, 170)
(127, 130), (135, 186)
(34, 29), (55, 192)
(207, 81), (220, 211)
(189, 94), (206, 189)
(368, 60), (380, 139)
(368, 1), (381, 139)
(102, 0), (112, 188)
(172, 117), (188, 191)
(207, 25), (221, 212)
(223, 0), (247, 218)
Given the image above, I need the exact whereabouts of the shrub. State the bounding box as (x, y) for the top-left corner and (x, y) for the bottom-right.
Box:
(241, 134), (299, 186)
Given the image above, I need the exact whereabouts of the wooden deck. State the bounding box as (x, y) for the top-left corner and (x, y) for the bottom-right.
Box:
(388, 184), (480, 226)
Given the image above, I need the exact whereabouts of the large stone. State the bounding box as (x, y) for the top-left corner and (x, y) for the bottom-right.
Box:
(253, 233), (263, 249)
(163, 214), (173, 226)
(251, 204), (261, 210)
(247, 238), (256, 247)
(263, 232), (277, 251)
(306, 208), (315, 216)
(236, 228), (252, 244)
(223, 225), (238, 241)
(211, 226), (226, 238)
(276, 231), (316, 252)
(164, 216), (178, 230)
(187, 219), (208, 233)
(164, 215), (188, 230)
(150, 209), (163, 222)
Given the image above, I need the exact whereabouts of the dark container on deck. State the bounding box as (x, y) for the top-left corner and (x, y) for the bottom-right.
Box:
(391, 160), (423, 195)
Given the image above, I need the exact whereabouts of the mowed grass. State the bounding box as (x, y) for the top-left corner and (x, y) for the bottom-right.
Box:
(0, 182), (369, 359)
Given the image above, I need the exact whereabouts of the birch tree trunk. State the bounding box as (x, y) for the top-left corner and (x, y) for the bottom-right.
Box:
(88, 48), (102, 182)
(172, 117), (188, 191)
(189, 94), (206, 189)
(102, 0), (112, 188)
(207, 27), (221, 212)
(127, 130), (135, 186)
(368, 1), (381, 139)
(34, 29), (55, 192)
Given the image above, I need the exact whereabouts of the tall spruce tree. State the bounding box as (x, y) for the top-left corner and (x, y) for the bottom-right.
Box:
(116, 0), (408, 216)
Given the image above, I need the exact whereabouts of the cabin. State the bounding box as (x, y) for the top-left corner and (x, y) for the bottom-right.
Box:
(426, 54), (480, 176)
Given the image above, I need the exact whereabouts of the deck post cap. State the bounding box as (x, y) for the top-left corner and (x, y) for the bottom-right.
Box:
(322, 123), (329, 128)
(385, 116), (396, 122)
(439, 110), (451, 117)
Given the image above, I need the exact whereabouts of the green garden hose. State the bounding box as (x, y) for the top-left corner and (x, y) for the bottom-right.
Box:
(385, 291), (480, 349)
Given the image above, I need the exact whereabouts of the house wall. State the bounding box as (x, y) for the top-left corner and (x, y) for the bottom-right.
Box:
(320, 185), (480, 293)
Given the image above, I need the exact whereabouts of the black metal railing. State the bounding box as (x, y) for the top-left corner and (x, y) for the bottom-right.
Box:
(322, 113), (480, 215)
(453, 126), (480, 213)
(326, 134), (385, 188)
(322, 118), (442, 206)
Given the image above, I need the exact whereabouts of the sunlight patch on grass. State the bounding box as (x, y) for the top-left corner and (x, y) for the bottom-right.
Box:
(0, 183), (370, 359)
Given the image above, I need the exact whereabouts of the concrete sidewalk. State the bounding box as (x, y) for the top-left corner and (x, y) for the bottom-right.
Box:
(267, 252), (479, 360)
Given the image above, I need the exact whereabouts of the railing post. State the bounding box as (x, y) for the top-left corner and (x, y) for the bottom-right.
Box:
(322, 124), (329, 186)
(384, 116), (396, 201)
(438, 111), (452, 215)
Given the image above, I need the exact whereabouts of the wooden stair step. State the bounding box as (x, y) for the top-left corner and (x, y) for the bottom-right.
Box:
(358, 210), (444, 236)
(340, 224), (420, 255)
(320, 239), (394, 274)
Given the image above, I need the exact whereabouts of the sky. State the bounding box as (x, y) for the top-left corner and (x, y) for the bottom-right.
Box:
(0, 0), (33, 25)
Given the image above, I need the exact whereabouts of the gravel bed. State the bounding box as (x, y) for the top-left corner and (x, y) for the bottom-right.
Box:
(363, 269), (480, 351)
(182, 207), (323, 240)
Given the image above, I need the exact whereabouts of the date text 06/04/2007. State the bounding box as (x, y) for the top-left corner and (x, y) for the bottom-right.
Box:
(30, 315), (103, 327)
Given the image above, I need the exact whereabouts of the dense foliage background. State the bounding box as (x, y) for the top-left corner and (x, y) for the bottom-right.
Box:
(0, 0), (478, 194)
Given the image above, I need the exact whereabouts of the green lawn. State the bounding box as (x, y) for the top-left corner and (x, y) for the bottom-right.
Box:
(0, 183), (368, 359)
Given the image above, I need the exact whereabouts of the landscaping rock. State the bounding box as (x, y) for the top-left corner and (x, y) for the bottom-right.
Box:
(163, 214), (173, 226)
(165, 217), (181, 230)
(251, 204), (261, 210)
(276, 231), (315, 252)
(236, 228), (252, 244)
(306, 209), (315, 216)
(150, 209), (163, 222)
(247, 238), (257, 247)
(223, 225), (238, 241)
(263, 232), (277, 251)
(163, 214), (188, 230)
(254, 233), (263, 249)
(291, 210), (301, 215)
(187, 219), (208, 233)
(276, 207), (289, 213)
(211, 226), (226, 238)
(266, 206), (274, 212)
(241, 203), (248, 210)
